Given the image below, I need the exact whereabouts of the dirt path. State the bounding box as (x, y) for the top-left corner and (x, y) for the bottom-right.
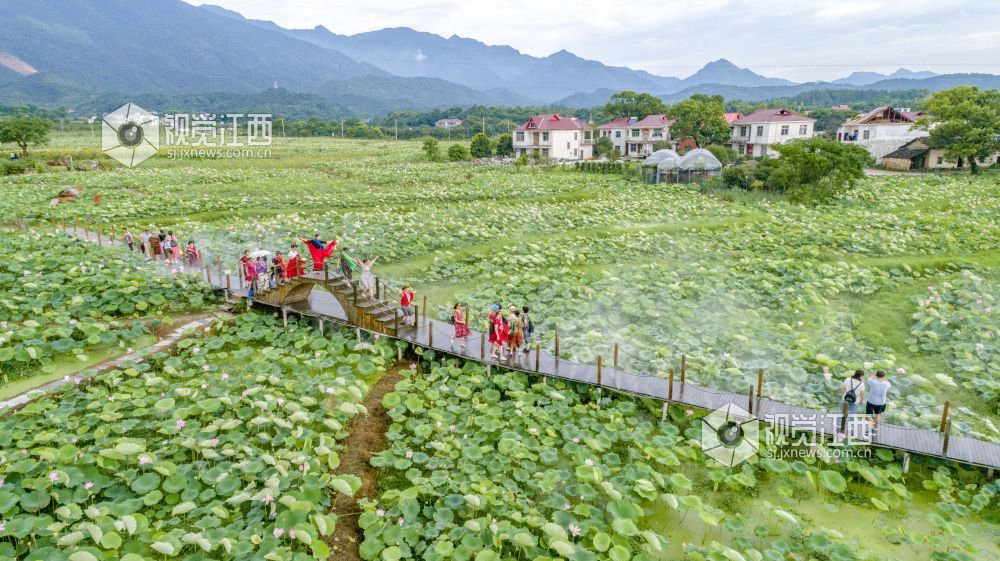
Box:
(326, 363), (406, 561)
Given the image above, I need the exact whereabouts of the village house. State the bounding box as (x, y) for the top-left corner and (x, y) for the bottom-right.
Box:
(513, 114), (593, 160)
(623, 115), (674, 159)
(882, 137), (1000, 171)
(597, 117), (635, 156)
(835, 106), (928, 162)
(728, 108), (814, 158)
(434, 118), (463, 129)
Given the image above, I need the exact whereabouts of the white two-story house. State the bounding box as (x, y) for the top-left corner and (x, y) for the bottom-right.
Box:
(513, 114), (593, 160)
(597, 117), (635, 156)
(836, 106), (927, 162)
(729, 108), (814, 158)
(624, 115), (674, 159)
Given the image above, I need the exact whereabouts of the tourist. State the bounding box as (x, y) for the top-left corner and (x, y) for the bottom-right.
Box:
(521, 306), (533, 357)
(157, 229), (167, 260)
(495, 314), (509, 361)
(339, 247), (354, 280)
(254, 257), (268, 293)
(185, 240), (200, 270)
(168, 231), (181, 262)
(139, 229), (150, 256)
(866, 370), (891, 432)
(123, 228), (134, 252)
(507, 306), (524, 360)
(452, 302), (470, 352)
(487, 305), (501, 358)
(350, 255), (379, 299)
(240, 250), (252, 283)
(400, 285), (415, 326)
(300, 234), (338, 271)
(841, 369), (865, 416)
(148, 230), (162, 261)
(270, 251), (286, 288)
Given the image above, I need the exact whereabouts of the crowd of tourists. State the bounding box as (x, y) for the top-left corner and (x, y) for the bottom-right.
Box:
(120, 227), (202, 270)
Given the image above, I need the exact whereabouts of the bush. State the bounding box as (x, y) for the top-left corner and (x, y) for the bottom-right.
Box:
(705, 144), (736, 165)
(766, 137), (871, 203)
(594, 136), (615, 159)
(722, 164), (755, 190)
(652, 140), (673, 151)
(469, 133), (494, 158)
(1, 159), (32, 175)
(495, 134), (513, 157)
(447, 143), (470, 161)
(421, 137), (441, 161)
(515, 154), (528, 168)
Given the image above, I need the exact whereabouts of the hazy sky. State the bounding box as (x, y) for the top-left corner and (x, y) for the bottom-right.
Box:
(188, 0), (1000, 82)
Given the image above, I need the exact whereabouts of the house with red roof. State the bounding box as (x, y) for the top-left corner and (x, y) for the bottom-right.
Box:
(729, 108), (814, 158)
(624, 115), (675, 159)
(597, 117), (635, 157)
(513, 114), (593, 160)
(835, 106), (928, 162)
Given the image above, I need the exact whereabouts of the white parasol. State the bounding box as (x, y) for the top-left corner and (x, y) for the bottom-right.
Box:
(248, 250), (272, 258)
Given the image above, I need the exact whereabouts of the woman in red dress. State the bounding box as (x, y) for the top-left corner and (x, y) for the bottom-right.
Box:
(452, 303), (470, 352)
(495, 314), (509, 361)
(487, 304), (500, 358)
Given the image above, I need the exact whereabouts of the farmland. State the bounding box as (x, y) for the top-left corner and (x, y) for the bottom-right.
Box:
(0, 133), (999, 561)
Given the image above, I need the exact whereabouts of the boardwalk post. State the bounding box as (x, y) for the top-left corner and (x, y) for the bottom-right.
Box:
(554, 329), (560, 370)
(225, 272), (231, 290)
(97, 228), (103, 246)
(352, 281), (358, 305)
(204, 264), (211, 283)
(839, 402), (848, 434)
(216, 256), (223, 283)
(375, 278), (380, 301)
(428, 321), (433, 347)
(668, 370), (674, 401)
(465, 305), (470, 326)
(747, 386), (754, 415)
(110, 225), (116, 244)
(422, 295), (428, 326)
(535, 344), (540, 372)
(281, 307), (288, 327)
(681, 354), (686, 384)
(324, 263), (329, 283)
(73, 219), (78, 235)
(756, 368), (763, 397)
(613, 342), (619, 370)
(318, 318), (324, 335)
(393, 311), (398, 335)
(902, 452), (911, 474)
(480, 332), (485, 359)
(942, 419), (952, 455)
(939, 401), (950, 432)
(597, 355), (602, 386)
(237, 263), (244, 289)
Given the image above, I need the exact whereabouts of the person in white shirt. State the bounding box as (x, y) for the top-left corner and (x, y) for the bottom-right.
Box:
(841, 370), (865, 415)
(866, 370), (892, 431)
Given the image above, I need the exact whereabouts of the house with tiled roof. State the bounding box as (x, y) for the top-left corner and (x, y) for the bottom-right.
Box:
(513, 114), (593, 160)
(624, 115), (675, 159)
(882, 136), (1000, 171)
(597, 117), (635, 157)
(835, 106), (928, 162)
(728, 108), (814, 158)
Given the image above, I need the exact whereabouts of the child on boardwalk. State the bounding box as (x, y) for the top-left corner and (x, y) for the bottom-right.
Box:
(452, 303), (470, 352)
(487, 305), (501, 358)
(400, 286), (415, 326)
(521, 306), (533, 357)
(507, 306), (524, 361)
(185, 240), (201, 270)
(495, 314), (509, 361)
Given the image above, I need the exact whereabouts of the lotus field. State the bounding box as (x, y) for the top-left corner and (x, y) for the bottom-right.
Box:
(0, 135), (998, 560)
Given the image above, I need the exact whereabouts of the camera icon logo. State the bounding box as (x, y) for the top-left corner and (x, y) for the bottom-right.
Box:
(102, 102), (159, 167)
(701, 402), (760, 467)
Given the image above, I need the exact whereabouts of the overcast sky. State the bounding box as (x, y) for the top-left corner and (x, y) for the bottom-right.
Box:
(189, 0), (1000, 82)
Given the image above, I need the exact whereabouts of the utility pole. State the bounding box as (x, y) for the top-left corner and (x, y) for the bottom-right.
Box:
(394, 119), (398, 141)
(281, 118), (286, 138)
(482, 117), (486, 134)
(341, 120), (344, 138)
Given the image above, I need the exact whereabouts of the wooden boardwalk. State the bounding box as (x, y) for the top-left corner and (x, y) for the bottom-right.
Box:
(61, 226), (1000, 470)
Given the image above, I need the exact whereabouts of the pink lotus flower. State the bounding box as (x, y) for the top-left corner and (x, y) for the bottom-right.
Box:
(262, 492), (274, 504)
(273, 527), (284, 538)
(976, 343), (986, 350)
(175, 419), (186, 430)
(405, 450), (413, 459)
(288, 529), (296, 539)
(571, 437), (580, 443)
(209, 438), (219, 447)
(896, 368), (906, 374)
(221, 373), (229, 381)
(84, 482), (94, 490)
(49, 471), (59, 482)
(563, 503), (571, 510)
(139, 456), (151, 465)
(0, 478), (4, 488)
(376, 509), (385, 517)
(409, 363), (417, 369)
(685, 409), (694, 416)
(202, 365), (210, 371)
(277, 398), (284, 405)
(201, 384), (208, 389)
(584, 458), (594, 466)
(569, 524), (582, 537)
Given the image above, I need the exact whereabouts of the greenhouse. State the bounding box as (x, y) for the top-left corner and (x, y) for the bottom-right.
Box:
(641, 149), (681, 183)
(661, 148), (723, 184)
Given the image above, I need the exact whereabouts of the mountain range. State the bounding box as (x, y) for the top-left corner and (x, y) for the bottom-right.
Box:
(0, 0), (996, 117)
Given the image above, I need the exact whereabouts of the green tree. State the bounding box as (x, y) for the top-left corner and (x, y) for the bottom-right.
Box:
(469, 133), (494, 158)
(593, 135), (615, 158)
(447, 143), (470, 161)
(603, 90), (667, 119)
(766, 137), (870, 203)
(917, 86), (1000, 174)
(495, 133), (513, 157)
(705, 144), (736, 165)
(669, 94), (729, 148)
(0, 117), (52, 157)
(421, 137), (441, 161)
